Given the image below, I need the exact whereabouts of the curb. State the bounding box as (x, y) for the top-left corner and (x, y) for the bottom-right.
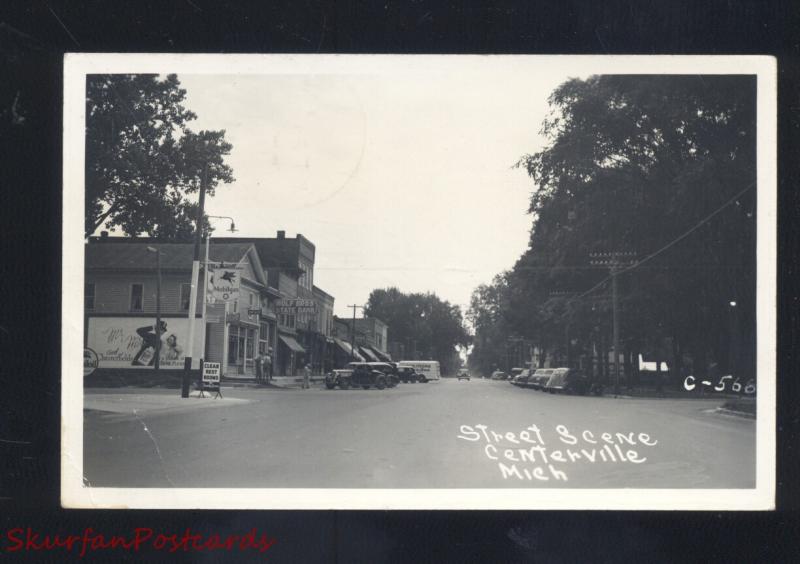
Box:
(713, 407), (756, 420)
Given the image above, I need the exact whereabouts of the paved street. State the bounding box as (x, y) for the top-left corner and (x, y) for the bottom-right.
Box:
(84, 378), (755, 489)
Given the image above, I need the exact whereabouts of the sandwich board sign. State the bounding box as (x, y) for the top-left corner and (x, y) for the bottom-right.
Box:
(201, 361), (222, 398)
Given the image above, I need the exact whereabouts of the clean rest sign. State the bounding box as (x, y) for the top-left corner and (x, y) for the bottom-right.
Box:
(203, 362), (221, 384)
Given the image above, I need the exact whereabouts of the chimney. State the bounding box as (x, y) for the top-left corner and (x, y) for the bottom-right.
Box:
(277, 230), (285, 239)
(100, 230), (109, 239)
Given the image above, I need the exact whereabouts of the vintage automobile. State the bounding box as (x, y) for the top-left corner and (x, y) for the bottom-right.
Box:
(325, 362), (395, 390)
(511, 368), (532, 386)
(457, 369), (470, 381)
(490, 370), (508, 380)
(365, 362), (400, 387)
(525, 368), (554, 390)
(543, 367), (589, 395)
(396, 365), (420, 383)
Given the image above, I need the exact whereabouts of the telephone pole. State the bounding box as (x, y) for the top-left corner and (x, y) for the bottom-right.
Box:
(589, 251), (636, 396)
(182, 162), (208, 398)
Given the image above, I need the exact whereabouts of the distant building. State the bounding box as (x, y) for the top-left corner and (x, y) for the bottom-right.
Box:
(332, 315), (392, 364)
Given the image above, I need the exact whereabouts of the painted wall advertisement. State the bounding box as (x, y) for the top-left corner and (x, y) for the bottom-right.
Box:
(87, 317), (204, 369)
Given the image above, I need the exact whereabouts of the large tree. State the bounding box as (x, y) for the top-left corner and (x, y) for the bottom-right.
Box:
(493, 75), (757, 384)
(85, 74), (234, 238)
(365, 287), (470, 374)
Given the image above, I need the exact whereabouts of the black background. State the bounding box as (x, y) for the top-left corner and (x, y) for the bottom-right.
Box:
(1, 1), (798, 561)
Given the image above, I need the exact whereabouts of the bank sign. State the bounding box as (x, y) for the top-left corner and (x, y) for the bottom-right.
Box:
(275, 298), (317, 314)
(86, 317), (203, 370)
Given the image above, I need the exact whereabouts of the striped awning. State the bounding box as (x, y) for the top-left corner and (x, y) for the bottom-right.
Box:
(333, 338), (364, 361)
(279, 335), (306, 354)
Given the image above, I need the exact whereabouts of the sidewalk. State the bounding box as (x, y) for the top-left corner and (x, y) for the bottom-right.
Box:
(84, 389), (250, 415)
(222, 374), (326, 389)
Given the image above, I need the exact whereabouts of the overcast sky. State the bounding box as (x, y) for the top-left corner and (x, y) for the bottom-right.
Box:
(178, 68), (573, 317)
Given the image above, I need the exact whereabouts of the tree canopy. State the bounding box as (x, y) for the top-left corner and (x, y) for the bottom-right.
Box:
(470, 75), (756, 382)
(85, 74), (234, 238)
(365, 287), (470, 374)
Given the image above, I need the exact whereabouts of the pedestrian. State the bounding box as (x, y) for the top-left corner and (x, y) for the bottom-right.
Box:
(265, 349), (273, 381)
(255, 352), (264, 383)
(303, 363), (312, 389)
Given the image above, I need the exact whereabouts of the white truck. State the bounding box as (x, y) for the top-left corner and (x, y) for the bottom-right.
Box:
(396, 360), (440, 383)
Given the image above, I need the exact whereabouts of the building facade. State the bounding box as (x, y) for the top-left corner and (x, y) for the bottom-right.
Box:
(84, 239), (277, 379)
(221, 231), (335, 376)
(332, 315), (392, 364)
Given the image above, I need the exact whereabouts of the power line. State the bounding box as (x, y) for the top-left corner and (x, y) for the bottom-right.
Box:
(568, 181), (756, 306)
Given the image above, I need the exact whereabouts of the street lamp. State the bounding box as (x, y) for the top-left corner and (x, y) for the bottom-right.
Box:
(202, 215), (238, 374)
(146, 246), (162, 375)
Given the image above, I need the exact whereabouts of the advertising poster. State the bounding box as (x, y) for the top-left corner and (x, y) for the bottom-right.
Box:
(86, 317), (203, 369)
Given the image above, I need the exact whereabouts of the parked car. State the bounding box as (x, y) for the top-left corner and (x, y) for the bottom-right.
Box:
(397, 366), (420, 383)
(397, 360), (440, 382)
(543, 367), (589, 395)
(325, 362), (395, 390)
(490, 370), (508, 380)
(508, 367), (525, 382)
(511, 369), (531, 386)
(526, 368), (554, 390)
(365, 362), (400, 387)
(457, 369), (470, 381)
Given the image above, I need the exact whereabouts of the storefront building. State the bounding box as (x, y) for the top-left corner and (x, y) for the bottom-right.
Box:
(85, 238), (275, 380)
(224, 231), (335, 377)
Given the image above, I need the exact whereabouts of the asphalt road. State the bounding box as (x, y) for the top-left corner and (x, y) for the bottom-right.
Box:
(83, 378), (755, 488)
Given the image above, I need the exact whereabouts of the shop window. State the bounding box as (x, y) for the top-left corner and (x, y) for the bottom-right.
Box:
(179, 283), (191, 311)
(228, 327), (239, 364)
(259, 322), (269, 354)
(130, 284), (143, 312)
(85, 283), (95, 310)
(246, 329), (255, 359)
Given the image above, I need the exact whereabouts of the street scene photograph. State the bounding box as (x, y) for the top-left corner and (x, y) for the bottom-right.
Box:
(62, 55), (775, 509)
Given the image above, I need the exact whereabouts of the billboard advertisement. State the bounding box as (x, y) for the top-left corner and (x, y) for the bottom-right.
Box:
(86, 317), (204, 369)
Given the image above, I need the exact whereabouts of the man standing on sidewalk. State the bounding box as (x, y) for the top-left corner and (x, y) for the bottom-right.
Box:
(255, 352), (264, 383)
(265, 348), (273, 381)
(303, 363), (312, 389)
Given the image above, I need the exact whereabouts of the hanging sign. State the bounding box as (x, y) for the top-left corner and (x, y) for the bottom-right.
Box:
(209, 267), (242, 302)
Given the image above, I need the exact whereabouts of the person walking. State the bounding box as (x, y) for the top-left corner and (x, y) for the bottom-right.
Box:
(303, 363), (312, 389)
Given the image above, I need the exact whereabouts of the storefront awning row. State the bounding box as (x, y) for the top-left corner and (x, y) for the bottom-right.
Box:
(359, 347), (380, 362)
(333, 338), (365, 361)
(368, 346), (392, 362)
(279, 335), (306, 354)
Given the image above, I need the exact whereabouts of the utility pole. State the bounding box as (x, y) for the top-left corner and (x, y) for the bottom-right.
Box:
(147, 246), (162, 375)
(589, 251), (636, 396)
(348, 304), (364, 361)
(182, 162), (208, 398)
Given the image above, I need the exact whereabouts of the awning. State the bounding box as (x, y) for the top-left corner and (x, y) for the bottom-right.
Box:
(368, 346), (392, 362)
(333, 338), (364, 361)
(359, 346), (380, 362)
(279, 335), (306, 354)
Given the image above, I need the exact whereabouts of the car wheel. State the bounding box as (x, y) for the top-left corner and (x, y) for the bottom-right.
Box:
(325, 383), (335, 390)
(376, 377), (386, 390)
(418, 376), (427, 383)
